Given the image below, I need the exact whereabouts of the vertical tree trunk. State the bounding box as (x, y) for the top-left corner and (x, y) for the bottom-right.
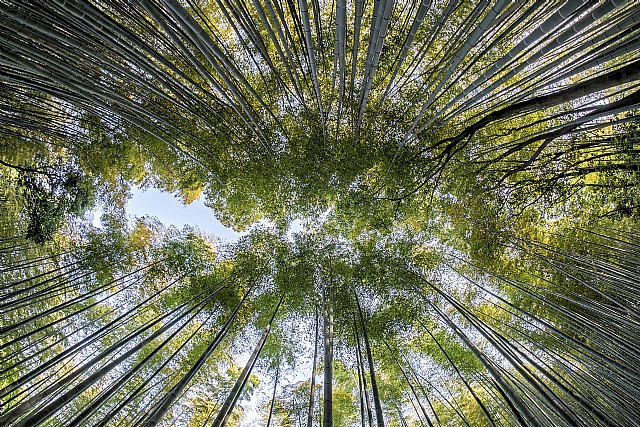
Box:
(408, 277), (542, 427)
(1, 275), (206, 427)
(354, 314), (374, 427)
(266, 363), (279, 427)
(396, 405), (409, 427)
(212, 295), (283, 427)
(424, 320), (495, 426)
(141, 285), (255, 426)
(307, 306), (319, 427)
(0, 274), (191, 400)
(322, 281), (334, 427)
(381, 339), (434, 427)
(356, 293), (385, 427)
(353, 317), (367, 427)
(67, 307), (216, 427)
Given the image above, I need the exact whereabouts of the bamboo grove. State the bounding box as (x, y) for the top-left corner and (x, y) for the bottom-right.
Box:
(1, 0), (639, 426)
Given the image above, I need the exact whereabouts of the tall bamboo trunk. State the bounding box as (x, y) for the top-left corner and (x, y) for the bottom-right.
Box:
(212, 295), (283, 427)
(266, 363), (279, 427)
(444, 58), (640, 147)
(356, 293), (385, 427)
(355, 314), (374, 427)
(6, 295), (208, 427)
(307, 306), (319, 427)
(322, 282), (334, 427)
(414, 320), (495, 427)
(382, 339), (434, 427)
(141, 284), (255, 426)
(353, 316), (371, 427)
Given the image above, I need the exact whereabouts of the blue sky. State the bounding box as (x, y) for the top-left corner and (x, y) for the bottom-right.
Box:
(92, 186), (304, 243)
(92, 186), (241, 241)
(126, 187), (240, 240)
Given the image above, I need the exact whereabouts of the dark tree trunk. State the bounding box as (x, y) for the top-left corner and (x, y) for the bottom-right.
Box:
(212, 295), (283, 427)
(356, 293), (385, 427)
(266, 363), (279, 427)
(322, 282), (334, 427)
(308, 306), (319, 427)
(442, 58), (640, 146)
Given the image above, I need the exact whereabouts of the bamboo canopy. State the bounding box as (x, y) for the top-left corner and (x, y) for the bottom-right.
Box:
(1, 0), (639, 426)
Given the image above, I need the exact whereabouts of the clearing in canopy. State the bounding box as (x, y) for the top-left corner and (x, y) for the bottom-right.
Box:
(1, 0), (640, 426)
